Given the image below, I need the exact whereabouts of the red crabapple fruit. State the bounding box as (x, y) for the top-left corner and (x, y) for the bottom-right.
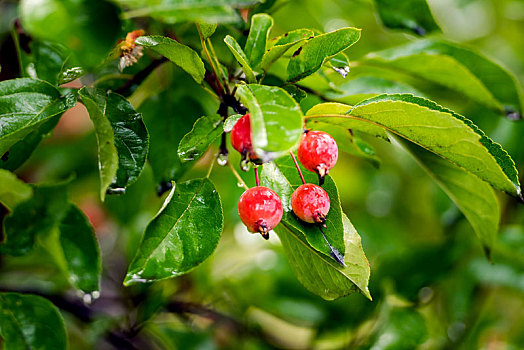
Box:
(231, 114), (256, 159)
(238, 186), (283, 239)
(297, 130), (338, 185)
(291, 183), (330, 224)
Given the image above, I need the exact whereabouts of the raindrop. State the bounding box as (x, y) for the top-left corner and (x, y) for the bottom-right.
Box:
(217, 153), (228, 166)
(240, 158), (250, 172)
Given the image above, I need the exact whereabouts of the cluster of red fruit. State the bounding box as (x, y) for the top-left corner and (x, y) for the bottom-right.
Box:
(231, 114), (338, 239)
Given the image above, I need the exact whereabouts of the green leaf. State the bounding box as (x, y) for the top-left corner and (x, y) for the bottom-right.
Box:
(78, 87), (149, 200)
(20, 0), (121, 68)
(326, 52), (350, 78)
(2, 184), (69, 256)
(260, 157), (345, 261)
(260, 29), (314, 72)
(0, 170), (33, 211)
(1, 182), (101, 293)
(0, 78), (75, 156)
(244, 14), (274, 68)
(197, 22), (218, 40)
(135, 36), (206, 84)
(324, 76), (425, 105)
(224, 35), (257, 84)
(282, 84), (307, 103)
(394, 135), (499, 257)
(274, 213), (371, 300)
(363, 40), (523, 117)
(58, 205), (101, 293)
(120, 0), (255, 23)
(306, 102), (388, 140)
(0, 115), (61, 171)
(287, 27), (361, 82)
(0, 293), (67, 350)
(235, 84), (303, 161)
(178, 115), (223, 163)
(306, 95), (522, 198)
(124, 178), (223, 285)
(28, 41), (70, 85)
(374, 0), (441, 35)
(223, 114), (243, 132)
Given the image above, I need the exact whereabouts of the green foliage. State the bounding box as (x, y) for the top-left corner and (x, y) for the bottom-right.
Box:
(0, 293), (67, 350)
(1, 0), (524, 348)
(374, 0), (441, 35)
(125, 178), (223, 285)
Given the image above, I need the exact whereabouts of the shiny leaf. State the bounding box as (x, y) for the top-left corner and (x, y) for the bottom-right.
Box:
(135, 36), (206, 84)
(374, 0), (441, 35)
(58, 205), (101, 293)
(287, 27), (361, 82)
(306, 95), (521, 198)
(79, 87), (149, 200)
(124, 178), (223, 285)
(0, 78), (75, 156)
(274, 213), (371, 300)
(0, 293), (67, 350)
(178, 115), (223, 163)
(244, 14), (274, 68)
(224, 35), (257, 83)
(363, 40), (523, 117)
(235, 84), (303, 161)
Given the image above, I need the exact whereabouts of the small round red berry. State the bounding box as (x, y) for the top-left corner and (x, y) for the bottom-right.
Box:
(291, 184), (330, 224)
(231, 114), (256, 158)
(238, 186), (283, 239)
(297, 130), (338, 184)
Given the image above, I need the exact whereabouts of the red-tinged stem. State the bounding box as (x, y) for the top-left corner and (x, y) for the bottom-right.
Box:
(289, 151), (305, 185)
(254, 167), (260, 187)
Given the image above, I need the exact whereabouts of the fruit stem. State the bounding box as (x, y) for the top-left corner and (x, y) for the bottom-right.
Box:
(289, 151), (306, 185)
(254, 167), (260, 187)
(228, 161), (249, 190)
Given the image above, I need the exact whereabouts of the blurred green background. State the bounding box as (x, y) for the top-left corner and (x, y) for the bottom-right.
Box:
(1, 0), (524, 348)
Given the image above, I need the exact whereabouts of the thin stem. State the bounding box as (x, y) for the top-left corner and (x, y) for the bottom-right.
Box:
(228, 162), (249, 190)
(206, 156), (216, 178)
(254, 167), (260, 186)
(289, 151), (306, 185)
(11, 24), (24, 77)
(207, 38), (230, 95)
(196, 23), (226, 98)
(201, 85), (219, 99)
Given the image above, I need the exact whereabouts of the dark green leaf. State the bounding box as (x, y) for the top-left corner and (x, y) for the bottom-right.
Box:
(0, 78), (75, 156)
(363, 40), (523, 117)
(287, 27), (361, 82)
(274, 213), (371, 300)
(374, 0), (441, 35)
(0, 293), (67, 350)
(224, 35), (257, 83)
(282, 84), (307, 103)
(0, 115), (61, 171)
(178, 115), (223, 163)
(2, 184), (69, 256)
(28, 41), (70, 85)
(135, 36), (206, 84)
(244, 14), (273, 68)
(78, 87), (149, 200)
(235, 84), (303, 161)
(0, 170), (33, 211)
(124, 178), (223, 285)
(306, 95), (521, 198)
(260, 157), (345, 261)
(260, 29), (314, 72)
(59, 205), (101, 294)
(394, 135), (499, 256)
(20, 0), (121, 68)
